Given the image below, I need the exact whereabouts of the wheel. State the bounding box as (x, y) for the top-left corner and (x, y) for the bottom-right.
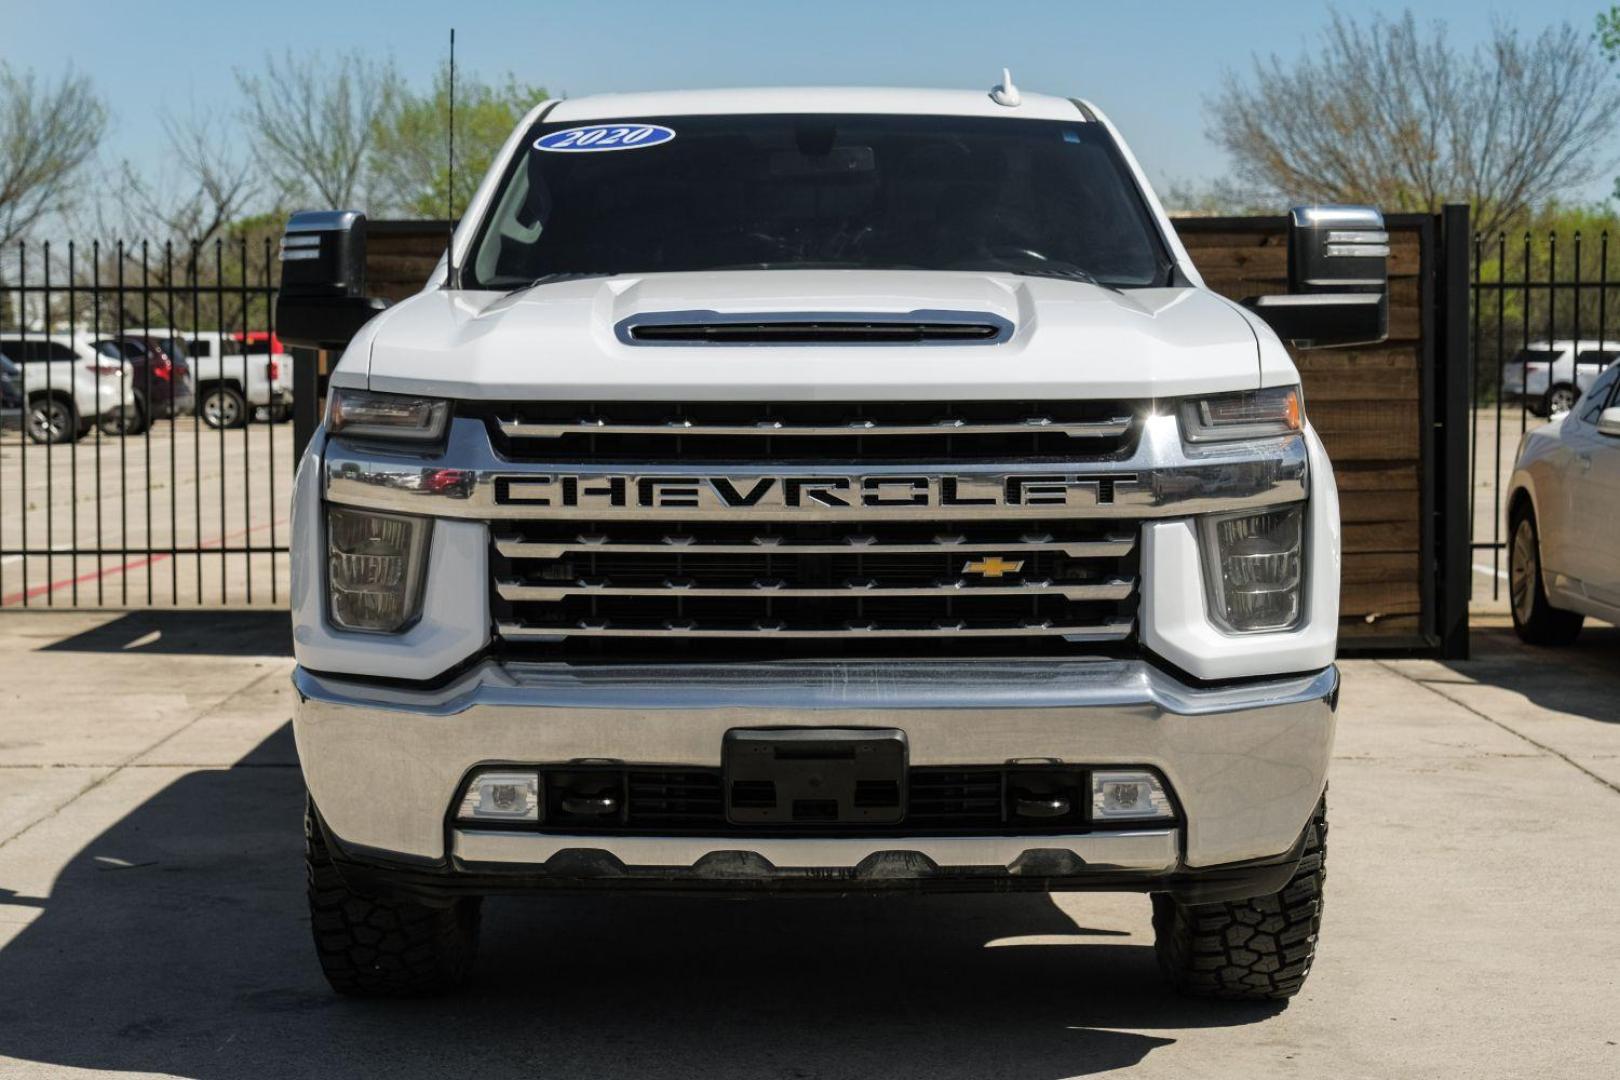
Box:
(97, 402), (147, 437)
(200, 386), (247, 429)
(1509, 507), (1583, 646)
(305, 798), (481, 997)
(1544, 383), (1579, 416)
(25, 396), (78, 444)
(1152, 796), (1327, 1002)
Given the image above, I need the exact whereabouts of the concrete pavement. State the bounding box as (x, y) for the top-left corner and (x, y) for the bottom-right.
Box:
(0, 610), (1615, 1079)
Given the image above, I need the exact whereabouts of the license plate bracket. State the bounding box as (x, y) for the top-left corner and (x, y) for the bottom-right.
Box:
(723, 728), (908, 825)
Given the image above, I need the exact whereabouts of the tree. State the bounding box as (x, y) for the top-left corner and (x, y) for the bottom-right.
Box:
(369, 68), (546, 219)
(236, 50), (398, 210)
(1206, 11), (1620, 237)
(0, 63), (106, 249)
(116, 109), (260, 249)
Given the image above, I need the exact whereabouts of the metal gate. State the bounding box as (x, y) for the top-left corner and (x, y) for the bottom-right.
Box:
(1, 239), (290, 607)
(1470, 229), (1619, 599)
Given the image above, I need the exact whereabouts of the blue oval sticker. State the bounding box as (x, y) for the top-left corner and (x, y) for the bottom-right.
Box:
(534, 124), (675, 153)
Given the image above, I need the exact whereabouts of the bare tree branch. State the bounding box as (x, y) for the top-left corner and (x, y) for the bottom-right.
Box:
(1206, 11), (1620, 236)
(0, 62), (107, 248)
(235, 50), (398, 210)
(111, 108), (260, 250)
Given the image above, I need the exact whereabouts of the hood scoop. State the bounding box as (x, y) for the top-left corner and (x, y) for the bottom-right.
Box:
(615, 309), (1014, 346)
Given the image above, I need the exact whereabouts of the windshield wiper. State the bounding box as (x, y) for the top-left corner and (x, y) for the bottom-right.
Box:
(1006, 265), (1102, 286)
(502, 271), (617, 296)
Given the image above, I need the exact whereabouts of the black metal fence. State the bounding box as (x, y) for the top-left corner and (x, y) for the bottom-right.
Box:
(1471, 231), (1620, 599)
(0, 239), (290, 608)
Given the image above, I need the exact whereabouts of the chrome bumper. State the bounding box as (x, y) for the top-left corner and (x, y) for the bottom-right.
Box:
(294, 658), (1337, 875)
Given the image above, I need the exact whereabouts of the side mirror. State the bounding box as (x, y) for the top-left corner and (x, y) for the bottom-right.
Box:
(276, 210), (388, 351)
(1598, 406), (1620, 438)
(1243, 206), (1389, 349)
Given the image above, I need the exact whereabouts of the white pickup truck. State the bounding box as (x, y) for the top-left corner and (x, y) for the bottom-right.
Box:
(278, 81), (1388, 1001)
(134, 328), (294, 428)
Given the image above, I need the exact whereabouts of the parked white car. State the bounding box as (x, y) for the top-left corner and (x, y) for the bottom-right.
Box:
(0, 334), (138, 444)
(1501, 339), (1620, 417)
(134, 328), (294, 428)
(1506, 361), (1620, 642)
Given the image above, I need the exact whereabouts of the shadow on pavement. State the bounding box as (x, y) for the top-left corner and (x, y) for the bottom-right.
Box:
(0, 725), (1280, 1079)
(36, 610), (291, 657)
(1442, 625), (1620, 725)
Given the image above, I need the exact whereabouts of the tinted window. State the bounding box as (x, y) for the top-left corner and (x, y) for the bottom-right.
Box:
(0, 340), (79, 362)
(1508, 348), (1560, 365)
(1575, 349), (1619, 368)
(470, 114), (1173, 288)
(188, 339), (212, 358)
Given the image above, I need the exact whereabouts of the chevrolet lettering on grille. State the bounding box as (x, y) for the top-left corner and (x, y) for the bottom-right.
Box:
(493, 472), (1141, 517)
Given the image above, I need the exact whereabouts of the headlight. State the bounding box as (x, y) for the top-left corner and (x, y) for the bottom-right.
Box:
(327, 507), (431, 632)
(328, 387), (449, 442)
(1199, 505), (1304, 633)
(1179, 386), (1302, 443)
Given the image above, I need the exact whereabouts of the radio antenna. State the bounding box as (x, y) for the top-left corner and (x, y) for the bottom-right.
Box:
(445, 27), (459, 288)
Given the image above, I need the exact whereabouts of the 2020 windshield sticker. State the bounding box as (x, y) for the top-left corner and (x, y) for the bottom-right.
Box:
(534, 124), (676, 152)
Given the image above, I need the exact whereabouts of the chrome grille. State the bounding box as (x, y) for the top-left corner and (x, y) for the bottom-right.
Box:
(491, 517), (1139, 659)
(470, 399), (1141, 463)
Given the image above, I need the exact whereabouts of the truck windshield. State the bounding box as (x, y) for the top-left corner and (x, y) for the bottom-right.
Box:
(467, 113), (1174, 290)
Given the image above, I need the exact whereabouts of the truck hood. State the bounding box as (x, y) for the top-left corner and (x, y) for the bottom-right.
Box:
(353, 270), (1263, 401)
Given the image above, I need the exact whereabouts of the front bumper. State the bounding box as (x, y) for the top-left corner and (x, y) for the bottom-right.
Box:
(294, 657), (1337, 892)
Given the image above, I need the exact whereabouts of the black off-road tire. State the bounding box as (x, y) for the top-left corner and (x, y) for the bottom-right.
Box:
(305, 798), (481, 997)
(1151, 796), (1327, 1002)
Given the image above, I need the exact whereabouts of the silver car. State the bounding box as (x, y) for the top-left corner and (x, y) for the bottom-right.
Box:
(1506, 362), (1620, 642)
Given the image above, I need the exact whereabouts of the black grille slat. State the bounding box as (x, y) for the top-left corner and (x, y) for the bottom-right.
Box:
(472, 399), (1141, 463)
(627, 771), (725, 825)
(493, 517), (1139, 659)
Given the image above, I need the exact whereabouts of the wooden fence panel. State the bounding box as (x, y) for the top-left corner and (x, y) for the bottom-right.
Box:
(1175, 217), (1430, 645)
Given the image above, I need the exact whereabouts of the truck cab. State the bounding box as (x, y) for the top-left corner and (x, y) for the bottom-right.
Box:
(280, 83), (1387, 1001)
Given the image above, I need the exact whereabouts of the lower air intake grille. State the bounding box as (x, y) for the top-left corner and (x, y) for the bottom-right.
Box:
(522, 766), (1150, 835)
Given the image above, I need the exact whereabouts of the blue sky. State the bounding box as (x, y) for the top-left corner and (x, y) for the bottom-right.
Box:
(3, 0), (1617, 207)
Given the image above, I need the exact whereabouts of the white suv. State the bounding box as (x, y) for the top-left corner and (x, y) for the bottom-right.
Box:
(0, 335), (137, 444)
(1502, 339), (1620, 417)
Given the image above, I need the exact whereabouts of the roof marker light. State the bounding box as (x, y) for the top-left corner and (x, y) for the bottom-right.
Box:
(991, 68), (1021, 107)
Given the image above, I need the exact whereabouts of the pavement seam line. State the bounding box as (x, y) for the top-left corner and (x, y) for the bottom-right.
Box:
(1373, 659), (1620, 798)
(0, 666), (288, 852)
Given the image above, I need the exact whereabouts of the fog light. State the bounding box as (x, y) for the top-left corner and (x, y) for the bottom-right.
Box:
(457, 770), (541, 823)
(1090, 771), (1173, 821)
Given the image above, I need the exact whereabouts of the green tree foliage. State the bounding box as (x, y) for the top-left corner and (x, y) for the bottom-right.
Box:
(369, 67), (546, 219)
(0, 62), (106, 251)
(1208, 11), (1620, 236)
(1473, 203), (1620, 382)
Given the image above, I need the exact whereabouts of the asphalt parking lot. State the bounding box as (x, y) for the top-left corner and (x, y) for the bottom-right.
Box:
(0, 610), (1616, 1079)
(0, 420), (292, 608)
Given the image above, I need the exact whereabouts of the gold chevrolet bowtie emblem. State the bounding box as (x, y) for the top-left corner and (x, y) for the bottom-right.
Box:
(962, 557), (1024, 578)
